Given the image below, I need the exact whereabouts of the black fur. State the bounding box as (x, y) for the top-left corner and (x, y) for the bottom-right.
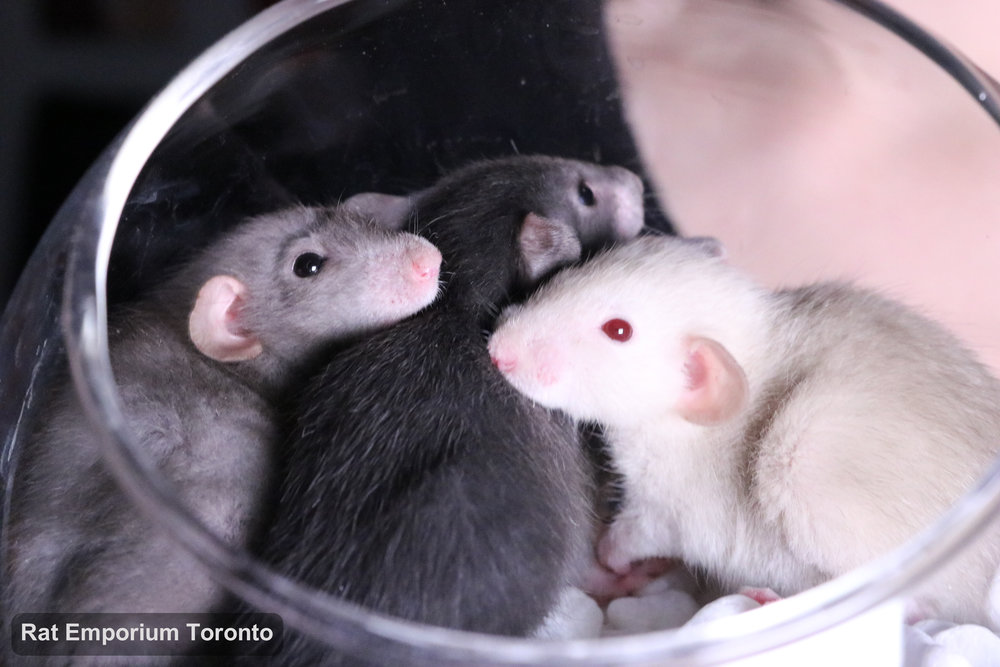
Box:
(252, 156), (643, 664)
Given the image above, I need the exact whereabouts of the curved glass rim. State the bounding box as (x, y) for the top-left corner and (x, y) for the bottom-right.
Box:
(59, 0), (1000, 663)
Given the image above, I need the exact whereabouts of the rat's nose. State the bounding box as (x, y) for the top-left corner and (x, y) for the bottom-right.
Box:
(408, 243), (442, 283)
(490, 353), (517, 374)
(487, 335), (518, 375)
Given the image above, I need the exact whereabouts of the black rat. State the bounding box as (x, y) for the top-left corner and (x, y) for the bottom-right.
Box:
(4, 200), (442, 627)
(488, 233), (1000, 628)
(253, 155), (645, 663)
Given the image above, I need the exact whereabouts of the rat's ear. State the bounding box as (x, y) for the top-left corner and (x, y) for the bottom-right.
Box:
(518, 213), (582, 283)
(342, 192), (414, 230)
(676, 336), (748, 425)
(189, 275), (263, 362)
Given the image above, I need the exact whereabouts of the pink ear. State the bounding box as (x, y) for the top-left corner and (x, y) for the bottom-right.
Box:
(188, 275), (263, 362)
(676, 336), (748, 425)
(342, 192), (413, 230)
(518, 212), (582, 282)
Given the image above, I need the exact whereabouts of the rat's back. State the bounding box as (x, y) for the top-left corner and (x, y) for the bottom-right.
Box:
(267, 308), (593, 633)
(752, 282), (1000, 623)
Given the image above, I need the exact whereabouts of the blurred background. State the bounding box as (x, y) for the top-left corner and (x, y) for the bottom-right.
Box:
(0, 0), (278, 312)
(3, 0), (996, 327)
(0, 0), (663, 314)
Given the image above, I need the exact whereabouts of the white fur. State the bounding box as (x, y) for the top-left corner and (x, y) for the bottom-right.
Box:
(488, 234), (1000, 627)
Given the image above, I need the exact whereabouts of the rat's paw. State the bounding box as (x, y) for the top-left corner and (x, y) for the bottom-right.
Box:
(580, 561), (634, 600)
(580, 557), (675, 601)
(598, 517), (655, 574)
(738, 586), (782, 606)
(597, 526), (635, 574)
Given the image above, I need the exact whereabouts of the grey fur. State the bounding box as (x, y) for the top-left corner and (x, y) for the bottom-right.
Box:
(252, 156), (646, 664)
(3, 204), (441, 631)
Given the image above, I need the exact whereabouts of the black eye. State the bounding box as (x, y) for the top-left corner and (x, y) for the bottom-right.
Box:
(578, 180), (596, 207)
(601, 318), (633, 342)
(293, 252), (326, 278)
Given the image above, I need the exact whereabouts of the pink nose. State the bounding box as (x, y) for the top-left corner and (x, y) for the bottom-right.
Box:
(409, 245), (442, 282)
(490, 354), (517, 374)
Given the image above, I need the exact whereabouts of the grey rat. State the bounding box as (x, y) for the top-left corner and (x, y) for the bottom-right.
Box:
(253, 155), (644, 663)
(488, 233), (1000, 627)
(3, 201), (442, 629)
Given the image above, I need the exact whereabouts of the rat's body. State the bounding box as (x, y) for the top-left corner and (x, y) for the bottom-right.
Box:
(256, 156), (644, 662)
(488, 234), (1000, 627)
(4, 204), (441, 624)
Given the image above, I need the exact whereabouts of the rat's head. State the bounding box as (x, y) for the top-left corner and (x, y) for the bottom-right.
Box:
(414, 156), (647, 304)
(527, 156), (646, 251)
(186, 200), (440, 366)
(488, 235), (754, 429)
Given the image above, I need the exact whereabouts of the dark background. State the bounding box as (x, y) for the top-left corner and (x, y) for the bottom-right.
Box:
(0, 1), (278, 312)
(0, 0), (669, 313)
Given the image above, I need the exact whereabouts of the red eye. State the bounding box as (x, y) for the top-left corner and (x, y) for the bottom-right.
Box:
(601, 318), (633, 342)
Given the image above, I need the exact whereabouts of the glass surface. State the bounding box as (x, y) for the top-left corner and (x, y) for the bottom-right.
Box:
(3, 0), (1000, 664)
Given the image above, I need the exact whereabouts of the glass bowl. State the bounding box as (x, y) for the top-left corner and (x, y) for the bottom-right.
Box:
(3, 0), (1000, 664)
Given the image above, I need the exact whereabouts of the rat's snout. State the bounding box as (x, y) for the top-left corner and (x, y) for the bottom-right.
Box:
(376, 238), (441, 314)
(598, 169), (644, 241)
(491, 354), (517, 374)
(407, 242), (442, 284)
(487, 335), (519, 376)
(488, 329), (564, 391)
(613, 165), (644, 199)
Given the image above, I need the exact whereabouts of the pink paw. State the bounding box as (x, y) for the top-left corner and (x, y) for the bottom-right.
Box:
(615, 558), (675, 595)
(597, 528), (633, 575)
(581, 558), (676, 602)
(738, 586), (782, 606)
(580, 562), (632, 601)
(903, 597), (937, 625)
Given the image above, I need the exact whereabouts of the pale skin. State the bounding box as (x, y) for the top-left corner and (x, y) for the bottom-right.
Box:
(603, 0), (1000, 375)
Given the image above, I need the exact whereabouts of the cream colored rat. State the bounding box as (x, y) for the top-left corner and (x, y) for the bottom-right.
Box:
(488, 233), (1000, 627)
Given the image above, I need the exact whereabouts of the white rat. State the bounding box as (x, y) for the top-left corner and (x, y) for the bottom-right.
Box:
(4, 200), (441, 624)
(487, 233), (1000, 627)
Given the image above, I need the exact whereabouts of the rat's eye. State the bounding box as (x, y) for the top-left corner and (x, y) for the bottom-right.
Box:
(578, 180), (596, 207)
(601, 318), (633, 342)
(293, 252), (326, 278)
